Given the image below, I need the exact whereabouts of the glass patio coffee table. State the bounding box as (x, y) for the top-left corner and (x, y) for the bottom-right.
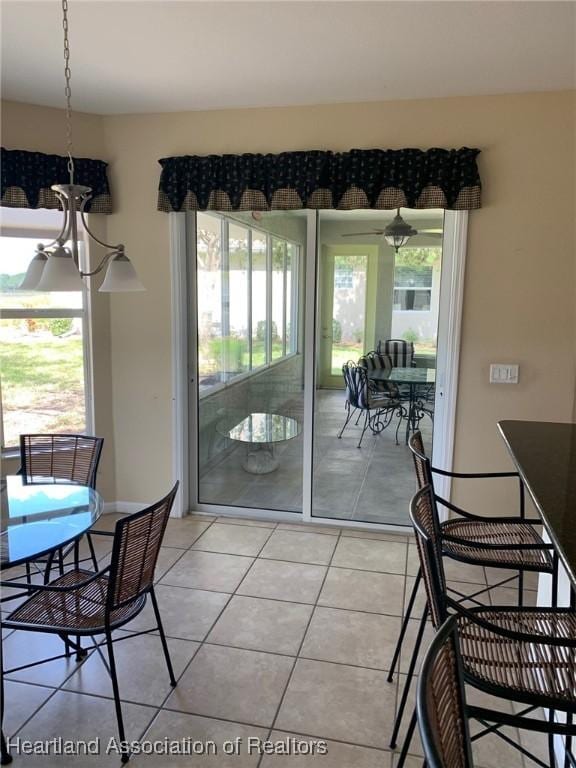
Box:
(218, 412), (301, 474)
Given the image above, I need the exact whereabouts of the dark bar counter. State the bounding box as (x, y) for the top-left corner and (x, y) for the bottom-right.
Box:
(498, 420), (576, 588)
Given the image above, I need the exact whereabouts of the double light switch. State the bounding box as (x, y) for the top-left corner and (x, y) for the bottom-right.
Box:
(489, 363), (519, 384)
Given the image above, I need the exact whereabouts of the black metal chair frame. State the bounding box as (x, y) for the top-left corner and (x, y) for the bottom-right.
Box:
(395, 486), (575, 768)
(0, 483), (179, 765)
(338, 361), (398, 448)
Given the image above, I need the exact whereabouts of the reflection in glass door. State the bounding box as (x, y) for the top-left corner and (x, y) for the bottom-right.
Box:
(194, 211), (308, 513)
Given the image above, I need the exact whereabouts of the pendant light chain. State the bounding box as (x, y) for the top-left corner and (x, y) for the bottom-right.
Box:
(62, 0), (75, 184)
(16, 0), (144, 292)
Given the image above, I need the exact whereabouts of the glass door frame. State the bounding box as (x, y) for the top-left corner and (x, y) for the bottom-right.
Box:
(170, 210), (468, 529)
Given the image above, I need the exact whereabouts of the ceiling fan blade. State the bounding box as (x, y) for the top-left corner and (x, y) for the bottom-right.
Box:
(416, 232), (443, 239)
(341, 230), (385, 237)
(417, 228), (443, 234)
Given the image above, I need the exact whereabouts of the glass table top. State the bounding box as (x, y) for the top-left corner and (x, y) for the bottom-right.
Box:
(369, 367), (436, 384)
(219, 413), (301, 444)
(1, 475), (103, 568)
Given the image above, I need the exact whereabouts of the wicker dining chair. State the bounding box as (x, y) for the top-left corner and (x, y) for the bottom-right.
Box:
(417, 614), (474, 768)
(19, 434), (105, 576)
(1, 483), (179, 765)
(394, 485), (576, 768)
(20, 434), (104, 488)
(387, 429), (555, 710)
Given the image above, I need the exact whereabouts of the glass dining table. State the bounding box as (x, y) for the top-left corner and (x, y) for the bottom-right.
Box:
(368, 366), (436, 444)
(1, 475), (103, 572)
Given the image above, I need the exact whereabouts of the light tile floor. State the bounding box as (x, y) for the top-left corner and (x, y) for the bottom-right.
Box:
(2, 513), (544, 767)
(198, 389), (433, 526)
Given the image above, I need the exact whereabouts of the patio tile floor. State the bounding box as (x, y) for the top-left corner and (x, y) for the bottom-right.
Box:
(198, 389), (433, 526)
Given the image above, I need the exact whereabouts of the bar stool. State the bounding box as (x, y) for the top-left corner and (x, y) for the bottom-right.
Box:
(417, 613), (474, 768)
(396, 485), (576, 768)
(388, 432), (556, 752)
(388, 430), (555, 686)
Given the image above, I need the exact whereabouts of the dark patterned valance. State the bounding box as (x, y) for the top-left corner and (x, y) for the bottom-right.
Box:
(157, 147), (481, 212)
(1, 148), (113, 214)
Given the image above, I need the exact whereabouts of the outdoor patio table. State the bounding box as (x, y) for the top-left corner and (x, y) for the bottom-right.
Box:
(368, 366), (436, 444)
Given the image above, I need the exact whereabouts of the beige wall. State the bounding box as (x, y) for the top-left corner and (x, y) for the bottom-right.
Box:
(3, 92), (576, 510)
(1, 101), (117, 500)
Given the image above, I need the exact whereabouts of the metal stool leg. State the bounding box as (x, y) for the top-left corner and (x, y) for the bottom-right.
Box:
(388, 569), (421, 683)
(395, 708), (417, 768)
(390, 604), (428, 750)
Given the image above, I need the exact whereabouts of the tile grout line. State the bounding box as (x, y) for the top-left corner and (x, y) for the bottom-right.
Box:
(255, 527), (345, 768)
(134, 517), (282, 745)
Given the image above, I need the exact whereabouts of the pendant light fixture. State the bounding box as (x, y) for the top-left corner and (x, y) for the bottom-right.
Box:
(383, 208), (418, 253)
(19, 0), (144, 293)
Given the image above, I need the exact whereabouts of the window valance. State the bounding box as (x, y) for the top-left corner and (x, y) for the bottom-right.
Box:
(1, 148), (113, 214)
(157, 147), (481, 213)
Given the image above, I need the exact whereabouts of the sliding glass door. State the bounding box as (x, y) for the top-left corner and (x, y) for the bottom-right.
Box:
(194, 211), (307, 513)
(312, 209), (443, 524)
(188, 208), (450, 527)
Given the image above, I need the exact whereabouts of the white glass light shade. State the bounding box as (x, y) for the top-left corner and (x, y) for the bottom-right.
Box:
(19, 251), (48, 290)
(384, 233), (411, 250)
(99, 254), (145, 292)
(383, 211), (417, 253)
(35, 246), (84, 291)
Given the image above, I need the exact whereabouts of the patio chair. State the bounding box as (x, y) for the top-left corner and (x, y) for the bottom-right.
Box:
(1, 483), (179, 765)
(358, 350), (401, 400)
(19, 434), (105, 577)
(338, 361), (398, 448)
(394, 485), (575, 768)
(376, 338), (415, 368)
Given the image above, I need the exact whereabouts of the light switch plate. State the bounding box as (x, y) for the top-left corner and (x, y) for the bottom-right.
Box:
(489, 363), (519, 384)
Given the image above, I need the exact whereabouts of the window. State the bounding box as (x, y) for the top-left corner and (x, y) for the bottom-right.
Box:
(393, 265), (433, 311)
(197, 213), (299, 393)
(334, 263), (353, 289)
(0, 209), (92, 451)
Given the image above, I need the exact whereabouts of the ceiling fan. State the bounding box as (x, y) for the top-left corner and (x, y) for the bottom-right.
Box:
(341, 208), (443, 252)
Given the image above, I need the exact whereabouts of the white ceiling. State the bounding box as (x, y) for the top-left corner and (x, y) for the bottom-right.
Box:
(1, 1), (574, 115)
